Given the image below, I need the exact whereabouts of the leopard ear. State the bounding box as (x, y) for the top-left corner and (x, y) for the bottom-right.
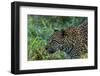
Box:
(61, 29), (65, 37)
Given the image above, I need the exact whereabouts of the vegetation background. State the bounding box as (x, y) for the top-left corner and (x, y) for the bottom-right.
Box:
(28, 15), (87, 61)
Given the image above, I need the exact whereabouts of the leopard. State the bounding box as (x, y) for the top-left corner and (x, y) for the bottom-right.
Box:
(45, 20), (88, 59)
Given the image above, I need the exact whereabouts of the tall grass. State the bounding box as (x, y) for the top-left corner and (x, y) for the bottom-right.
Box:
(28, 15), (87, 61)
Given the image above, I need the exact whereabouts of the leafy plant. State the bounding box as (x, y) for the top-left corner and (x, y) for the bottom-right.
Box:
(28, 15), (87, 60)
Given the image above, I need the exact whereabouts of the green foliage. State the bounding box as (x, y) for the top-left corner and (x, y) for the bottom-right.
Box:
(28, 15), (87, 60)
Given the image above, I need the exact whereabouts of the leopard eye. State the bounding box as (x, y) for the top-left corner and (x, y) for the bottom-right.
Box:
(51, 40), (59, 44)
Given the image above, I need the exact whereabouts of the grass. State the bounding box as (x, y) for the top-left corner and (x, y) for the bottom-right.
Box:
(27, 15), (87, 61)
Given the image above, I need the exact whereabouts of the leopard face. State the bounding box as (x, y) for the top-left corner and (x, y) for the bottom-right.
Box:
(45, 30), (64, 53)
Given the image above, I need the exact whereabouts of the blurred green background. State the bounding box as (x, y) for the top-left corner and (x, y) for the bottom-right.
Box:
(28, 15), (87, 61)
